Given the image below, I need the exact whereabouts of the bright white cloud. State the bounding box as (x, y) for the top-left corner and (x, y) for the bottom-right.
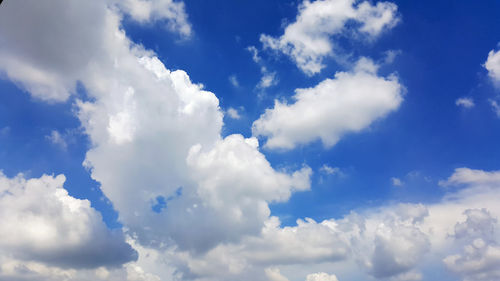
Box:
(0, 0), (191, 103)
(252, 58), (403, 150)
(260, 0), (399, 75)
(0, 0), (312, 258)
(112, 0), (192, 37)
(226, 107), (241, 119)
(306, 272), (339, 281)
(258, 68), (279, 89)
(2, 1), (500, 281)
(456, 97), (475, 109)
(485, 47), (500, 86)
(439, 167), (500, 187)
(0, 172), (136, 270)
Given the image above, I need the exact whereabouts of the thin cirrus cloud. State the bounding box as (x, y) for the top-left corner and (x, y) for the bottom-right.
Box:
(260, 0), (400, 75)
(252, 58), (403, 150)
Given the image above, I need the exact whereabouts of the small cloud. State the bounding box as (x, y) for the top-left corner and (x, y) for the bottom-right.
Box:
(383, 50), (401, 64)
(246, 46), (261, 63)
(319, 164), (344, 177)
(455, 97), (475, 109)
(229, 75), (239, 87)
(226, 107), (241, 120)
(391, 177), (404, 187)
(489, 99), (500, 117)
(46, 130), (68, 150)
(257, 69), (278, 89)
(247, 46), (278, 89)
(484, 48), (500, 87)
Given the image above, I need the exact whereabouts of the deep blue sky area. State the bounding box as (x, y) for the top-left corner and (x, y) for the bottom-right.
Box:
(1, 0), (500, 228)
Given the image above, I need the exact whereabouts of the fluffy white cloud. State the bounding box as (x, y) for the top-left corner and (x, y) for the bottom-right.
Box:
(3, 1), (500, 281)
(485, 47), (500, 86)
(260, 0), (399, 75)
(443, 209), (500, 281)
(0, 0), (191, 103)
(439, 167), (500, 187)
(0, 172), (136, 270)
(456, 97), (475, 109)
(252, 58), (403, 150)
(0, 0), (312, 257)
(111, 0), (192, 37)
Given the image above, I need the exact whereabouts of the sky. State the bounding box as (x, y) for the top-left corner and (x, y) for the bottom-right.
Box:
(0, 0), (500, 280)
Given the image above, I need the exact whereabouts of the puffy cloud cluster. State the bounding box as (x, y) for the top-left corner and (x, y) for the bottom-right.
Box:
(439, 167), (500, 187)
(0, 0), (312, 262)
(1, 1), (500, 281)
(112, 0), (192, 37)
(252, 58), (403, 150)
(443, 209), (500, 281)
(485, 47), (500, 87)
(260, 0), (399, 75)
(0, 172), (136, 275)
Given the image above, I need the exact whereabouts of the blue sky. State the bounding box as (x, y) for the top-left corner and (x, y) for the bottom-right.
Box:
(1, 0), (500, 281)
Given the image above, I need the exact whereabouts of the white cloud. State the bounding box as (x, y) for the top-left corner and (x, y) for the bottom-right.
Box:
(226, 107), (242, 119)
(3, 1), (500, 281)
(252, 58), (403, 150)
(260, 0), (399, 75)
(383, 50), (401, 64)
(439, 167), (500, 187)
(247, 46), (262, 63)
(258, 68), (279, 89)
(0, 172), (136, 269)
(265, 267), (291, 281)
(247, 46), (279, 89)
(391, 177), (403, 187)
(320, 164), (343, 176)
(46, 130), (68, 149)
(485, 47), (500, 87)
(456, 97), (475, 109)
(0, 0), (313, 258)
(443, 209), (500, 281)
(489, 99), (500, 117)
(112, 0), (192, 37)
(306, 272), (339, 281)
(0, 0), (191, 103)
(229, 75), (240, 87)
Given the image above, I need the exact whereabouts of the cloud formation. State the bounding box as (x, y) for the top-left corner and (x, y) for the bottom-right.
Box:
(260, 0), (399, 75)
(485, 47), (500, 87)
(253, 58), (403, 150)
(1, 1), (500, 281)
(0, 172), (136, 270)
